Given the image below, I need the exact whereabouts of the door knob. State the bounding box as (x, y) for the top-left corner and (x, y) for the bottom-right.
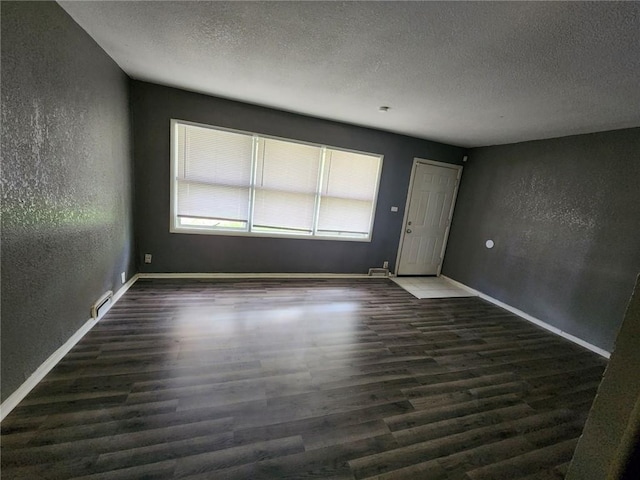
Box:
(406, 229), (412, 233)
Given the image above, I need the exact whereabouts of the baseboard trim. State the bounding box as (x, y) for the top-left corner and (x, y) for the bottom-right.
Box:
(441, 275), (611, 359)
(0, 274), (140, 422)
(137, 272), (376, 279)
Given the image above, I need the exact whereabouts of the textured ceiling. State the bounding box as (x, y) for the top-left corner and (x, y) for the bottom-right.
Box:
(58, 1), (640, 147)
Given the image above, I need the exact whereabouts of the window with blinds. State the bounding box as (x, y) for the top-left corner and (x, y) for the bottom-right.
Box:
(171, 120), (383, 241)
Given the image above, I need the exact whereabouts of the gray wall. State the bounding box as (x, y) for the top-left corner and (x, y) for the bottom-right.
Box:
(132, 81), (466, 274)
(1, 2), (135, 402)
(443, 128), (640, 351)
(567, 275), (640, 480)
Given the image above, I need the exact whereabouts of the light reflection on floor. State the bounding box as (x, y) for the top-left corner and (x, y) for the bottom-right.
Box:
(173, 301), (359, 335)
(168, 292), (364, 393)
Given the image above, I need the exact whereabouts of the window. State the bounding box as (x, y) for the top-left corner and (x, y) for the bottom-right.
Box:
(171, 120), (383, 241)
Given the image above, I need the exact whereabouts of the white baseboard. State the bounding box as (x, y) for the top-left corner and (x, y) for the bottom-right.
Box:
(441, 275), (611, 359)
(137, 272), (375, 279)
(0, 274), (140, 422)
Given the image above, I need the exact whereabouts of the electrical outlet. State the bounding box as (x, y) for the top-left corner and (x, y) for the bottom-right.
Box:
(121, 272), (126, 284)
(383, 261), (389, 269)
(144, 253), (152, 264)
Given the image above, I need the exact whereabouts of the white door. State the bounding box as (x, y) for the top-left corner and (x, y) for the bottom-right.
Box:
(397, 161), (461, 275)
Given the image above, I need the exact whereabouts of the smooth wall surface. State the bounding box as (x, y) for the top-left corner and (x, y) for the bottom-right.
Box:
(1, 2), (135, 402)
(132, 81), (465, 274)
(443, 128), (640, 351)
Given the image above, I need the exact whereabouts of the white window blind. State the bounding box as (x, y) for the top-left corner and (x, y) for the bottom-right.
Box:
(176, 123), (253, 228)
(253, 138), (322, 234)
(318, 149), (380, 237)
(171, 120), (382, 241)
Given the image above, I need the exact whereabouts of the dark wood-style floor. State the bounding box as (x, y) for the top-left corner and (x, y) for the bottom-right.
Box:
(1, 278), (607, 479)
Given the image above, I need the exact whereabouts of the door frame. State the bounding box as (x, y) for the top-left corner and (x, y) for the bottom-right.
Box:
(395, 158), (464, 276)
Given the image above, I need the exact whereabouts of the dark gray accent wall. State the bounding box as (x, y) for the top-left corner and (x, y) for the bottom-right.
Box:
(443, 128), (640, 351)
(1, 2), (135, 402)
(131, 81), (465, 274)
(567, 275), (640, 480)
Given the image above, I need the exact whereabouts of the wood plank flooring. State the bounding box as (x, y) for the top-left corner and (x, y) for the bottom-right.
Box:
(1, 278), (607, 479)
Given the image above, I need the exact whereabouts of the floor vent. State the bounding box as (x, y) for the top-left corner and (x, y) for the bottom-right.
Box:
(368, 268), (389, 277)
(91, 290), (113, 320)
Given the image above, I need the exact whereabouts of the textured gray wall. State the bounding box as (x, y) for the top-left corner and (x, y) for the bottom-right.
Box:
(132, 81), (465, 274)
(567, 275), (640, 480)
(1, 2), (135, 402)
(443, 128), (640, 351)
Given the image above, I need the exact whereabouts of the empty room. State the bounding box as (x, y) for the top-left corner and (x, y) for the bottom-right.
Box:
(2, 1), (640, 479)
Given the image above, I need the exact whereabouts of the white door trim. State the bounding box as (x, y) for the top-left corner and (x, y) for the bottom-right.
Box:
(395, 158), (463, 276)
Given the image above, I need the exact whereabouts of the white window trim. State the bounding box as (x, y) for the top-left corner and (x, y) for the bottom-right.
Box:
(169, 119), (384, 242)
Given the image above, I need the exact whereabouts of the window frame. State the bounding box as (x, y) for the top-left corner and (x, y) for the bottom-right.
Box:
(169, 119), (384, 242)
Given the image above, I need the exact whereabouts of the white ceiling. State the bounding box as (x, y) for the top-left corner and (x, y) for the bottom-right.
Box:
(59, 1), (640, 148)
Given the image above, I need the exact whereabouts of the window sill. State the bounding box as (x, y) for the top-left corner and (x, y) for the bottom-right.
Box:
(169, 225), (372, 242)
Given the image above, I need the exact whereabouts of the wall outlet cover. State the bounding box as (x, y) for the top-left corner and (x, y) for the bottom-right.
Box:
(144, 253), (152, 264)
(120, 272), (126, 283)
